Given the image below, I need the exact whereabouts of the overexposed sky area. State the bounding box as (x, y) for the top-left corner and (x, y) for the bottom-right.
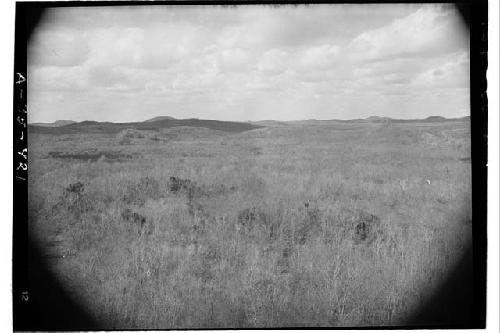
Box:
(28, 4), (470, 123)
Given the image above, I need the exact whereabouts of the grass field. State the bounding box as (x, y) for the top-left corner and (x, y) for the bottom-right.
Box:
(27, 120), (472, 328)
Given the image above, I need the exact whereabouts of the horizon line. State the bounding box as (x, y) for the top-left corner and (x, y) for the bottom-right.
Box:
(28, 114), (471, 125)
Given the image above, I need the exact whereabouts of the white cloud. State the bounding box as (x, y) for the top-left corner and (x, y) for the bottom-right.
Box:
(348, 4), (468, 62)
(412, 52), (470, 89)
(29, 65), (89, 92)
(27, 4), (470, 123)
(84, 25), (204, 69)
(216, 48), (253, 72)
(29, 29), (90, 67)
(257, 49), (289, 74)
(295, 44), (341, 71)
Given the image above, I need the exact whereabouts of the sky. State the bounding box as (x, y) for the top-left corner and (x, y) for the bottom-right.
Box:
(27, 4), (470, 123)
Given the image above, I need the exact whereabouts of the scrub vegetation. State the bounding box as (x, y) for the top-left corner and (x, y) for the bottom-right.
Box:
(28, 119), (472, 328)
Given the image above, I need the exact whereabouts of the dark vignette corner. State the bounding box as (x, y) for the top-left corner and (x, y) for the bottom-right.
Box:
(13, 3), (98, 331)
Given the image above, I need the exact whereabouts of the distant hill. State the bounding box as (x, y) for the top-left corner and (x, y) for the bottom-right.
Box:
(28, 114), (469, 135)
(287, 119), (341, 125)
(348, 116), (468, 124)
(28, 118), (262, 135)
(251, 120), (289, 127)
(285, 116), (469, 125)
(144, 116), (176, 122)
(394, 116), (468, 123)
(30, 120), (77, 127)
(424, 116), (447, 122)
(365, 116), (392, 123)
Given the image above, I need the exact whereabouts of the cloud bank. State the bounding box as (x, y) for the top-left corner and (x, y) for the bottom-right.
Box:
(28, 4), (469, 123)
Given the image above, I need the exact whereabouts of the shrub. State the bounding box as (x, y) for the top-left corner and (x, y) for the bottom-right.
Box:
(352, 211), (382, 244)
(294, 206), (323, 245)
(168, 176), (194, 194)
(123, 176), (161, 206)
(276, 226), (294, 274)
(116, 128), (145, 145)
(237, 207), (256, 228)
(118, 136), (131, 145)
(51, 182), (92, 219)
(148, 133), (168, 143)
(66, 182), (85, 195)
(121, 208), (151, 235)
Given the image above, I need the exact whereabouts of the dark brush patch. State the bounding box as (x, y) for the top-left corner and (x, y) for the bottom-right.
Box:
(48, 151), (137, 162)
(122, 176), (161, 206)
(353, 212), (381, 245)
(120, 208), (152, 236)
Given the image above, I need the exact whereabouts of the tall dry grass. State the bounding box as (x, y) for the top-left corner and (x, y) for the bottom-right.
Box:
(27, 121), (472, 328)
